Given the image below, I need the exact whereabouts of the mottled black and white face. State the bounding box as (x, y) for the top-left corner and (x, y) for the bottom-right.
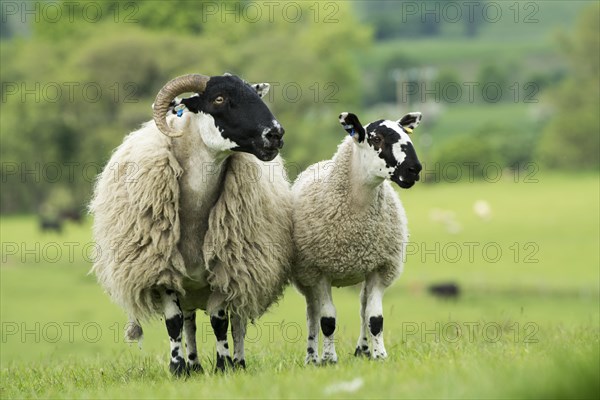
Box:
(339, 112), (423, 189)
(169, 74), (284, 161)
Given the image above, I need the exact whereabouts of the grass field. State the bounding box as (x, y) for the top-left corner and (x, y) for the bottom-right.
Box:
(1, 174), (598, 399)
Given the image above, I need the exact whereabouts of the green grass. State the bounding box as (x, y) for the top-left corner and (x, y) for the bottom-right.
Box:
(1, 174), (599, 399)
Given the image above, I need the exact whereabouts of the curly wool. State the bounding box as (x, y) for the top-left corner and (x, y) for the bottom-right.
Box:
(90, 122), (293, 322)
(203, 153), (293, 319)
(90, 126), (185, 321)
(292, 137), (408, 288)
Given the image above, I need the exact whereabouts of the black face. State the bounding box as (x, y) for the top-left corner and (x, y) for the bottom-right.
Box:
(365, 120), (422, 189)
(391, 142), (421, 188)
(177, 75), (284, 161)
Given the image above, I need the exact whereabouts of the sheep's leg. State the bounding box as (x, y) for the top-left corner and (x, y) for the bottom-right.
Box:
(300, 284), (321, 365)
(207, 292), (233, 372)
(365, 273), (388, 359)
(183, 310), (203, 373)
(317, 279), (337, 364)
(210, 308), (233, 372)
(354, 281), (371, 357)
(162, 289), (187, 376)
(231, 314), (247, 369)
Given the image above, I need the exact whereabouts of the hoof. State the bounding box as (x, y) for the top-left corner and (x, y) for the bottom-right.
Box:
(305, 352), (319, 365)
(321, 352), (338, 365)
(371, 351), (388, 360)
(354, 346), (371, 357)
(233, 359), (246, 370)
(170, 359), (188, 377)
(215, 355), (234, 372)
(321, 358), (338, 365)
(188, 363), (204, 374)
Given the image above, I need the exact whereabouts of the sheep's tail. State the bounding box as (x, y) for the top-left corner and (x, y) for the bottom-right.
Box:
(124, 318), (144, 346)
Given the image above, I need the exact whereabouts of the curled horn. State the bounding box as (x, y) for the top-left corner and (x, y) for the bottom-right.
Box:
(152, 74), (210, 137)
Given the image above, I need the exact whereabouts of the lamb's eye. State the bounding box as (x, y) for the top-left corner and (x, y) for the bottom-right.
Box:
(372, 136), (382, 144)
(214, 96), (225, 104)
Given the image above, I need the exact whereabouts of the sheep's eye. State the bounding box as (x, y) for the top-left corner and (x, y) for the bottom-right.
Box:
(372, 136), (382, 144)
(213, 96), (225, 104)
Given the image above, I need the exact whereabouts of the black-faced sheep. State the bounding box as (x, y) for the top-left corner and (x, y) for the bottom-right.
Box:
(292, 111), (423, 363)
(90, 73), (293, 375)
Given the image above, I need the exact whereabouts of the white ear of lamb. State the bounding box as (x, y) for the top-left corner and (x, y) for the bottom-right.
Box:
(397, 112), (423, 133)
(252, 83), (270, 98)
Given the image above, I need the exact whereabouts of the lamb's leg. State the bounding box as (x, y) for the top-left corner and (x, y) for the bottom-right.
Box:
(183, 310), (203, 373)
(299, 284), (321, 364)
(231, 314), (247, 369)
(354, 281), (371, 357)
(161, 289), (187, 376)
(207, 292), (233, 372)
(317, 278), (337, 364)
(365, 273), (388, 359)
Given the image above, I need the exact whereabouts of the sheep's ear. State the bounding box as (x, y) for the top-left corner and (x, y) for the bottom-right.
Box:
(164, 97), (181, 114)
(251, 83), (270, 98)
(397, 112), (422, 133)
(339, 112), (366, 143)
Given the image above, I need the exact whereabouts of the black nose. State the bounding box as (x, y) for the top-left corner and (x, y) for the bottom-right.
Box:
(265, 126), (285, 141)
(408, 163), (423, 180)
(265, 126), (284, 149)
(408, 163), (422, 175)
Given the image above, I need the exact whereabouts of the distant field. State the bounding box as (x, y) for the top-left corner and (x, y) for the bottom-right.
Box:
(368, 38), (556, 68)
(357, 2), (589, 153)
(364, 102), (541, 147)
(1, 174), (598, 398)
(363, 1), (590, 69)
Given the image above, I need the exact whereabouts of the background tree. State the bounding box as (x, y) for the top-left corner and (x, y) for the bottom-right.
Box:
(536, 3), (600, 170)
(0, 1), (370, 213)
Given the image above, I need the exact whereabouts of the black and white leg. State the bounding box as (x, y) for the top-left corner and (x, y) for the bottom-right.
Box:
(301, 284), (321, 365)
(231, 314), (247, 369)
(183, 310), (203, 373)
(208, 293), (233, 372)
(317, 278), (337, 364)
(162, 288), (187, 376)
(365, 273), (388, 359)
(354, 282), (371, 357)
(210, 308), (233, 371)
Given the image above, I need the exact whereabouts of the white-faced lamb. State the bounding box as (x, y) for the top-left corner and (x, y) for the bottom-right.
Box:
(90, 73), (293, 375)
(292, 111), (423, 364)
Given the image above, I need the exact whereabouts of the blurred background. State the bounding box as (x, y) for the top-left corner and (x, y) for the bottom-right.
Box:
(1, 0), (598, 213)
(1, 1), (598, 398)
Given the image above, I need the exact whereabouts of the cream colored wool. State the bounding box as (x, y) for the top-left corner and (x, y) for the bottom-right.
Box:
(90, 121), (293, 323)
(292, 136), (408, 289)
(203, 152), (293, 319)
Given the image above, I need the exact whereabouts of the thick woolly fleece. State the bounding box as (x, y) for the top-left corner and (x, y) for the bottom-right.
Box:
(203, 151), (293, 319)
(292, 136), (408, 288)
(90, 122), (293, 323)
